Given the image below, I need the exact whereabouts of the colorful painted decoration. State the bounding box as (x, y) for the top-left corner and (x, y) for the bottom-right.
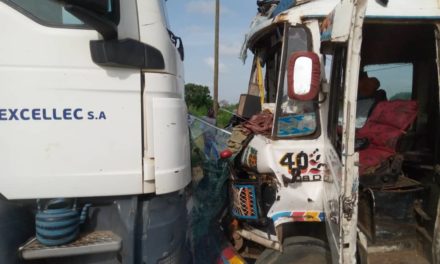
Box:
(241, 146), (258, 171)
(217, 246), (246, 264)
(271, 211), (326, 226)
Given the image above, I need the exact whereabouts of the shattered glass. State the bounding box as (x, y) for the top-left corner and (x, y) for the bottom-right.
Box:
(187, 115), (234, 263)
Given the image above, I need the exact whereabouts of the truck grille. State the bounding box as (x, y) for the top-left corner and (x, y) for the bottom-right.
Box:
(231, 184), (259, 220)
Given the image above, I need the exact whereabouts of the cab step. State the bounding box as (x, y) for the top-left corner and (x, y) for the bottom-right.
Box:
(19, 231), (121, 260)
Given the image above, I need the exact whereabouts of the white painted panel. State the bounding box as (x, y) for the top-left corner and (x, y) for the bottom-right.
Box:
(263, 138), (326, 226)
(152, 98), (190, 194)
(286, 0), (440, 23)
(331, 2), (354, 42)
(137, 0), (181, 76)
(0, 3), (142, 199)
(366, 0), (440, 18)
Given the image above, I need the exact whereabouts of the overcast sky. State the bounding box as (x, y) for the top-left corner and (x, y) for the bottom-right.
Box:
(166, 0), (256, 103)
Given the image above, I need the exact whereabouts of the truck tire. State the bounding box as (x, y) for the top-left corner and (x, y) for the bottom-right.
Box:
(256, 236), (331, 264)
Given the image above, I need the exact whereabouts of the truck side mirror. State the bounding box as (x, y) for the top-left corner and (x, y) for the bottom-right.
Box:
(90, 39), (165, 70)
(58, 1), (166, 70)
(287, 51), (321, 101)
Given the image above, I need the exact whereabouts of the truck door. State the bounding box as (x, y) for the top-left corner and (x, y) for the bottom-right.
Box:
(0, 0), (145, 199)
(321, 0), (367, 263)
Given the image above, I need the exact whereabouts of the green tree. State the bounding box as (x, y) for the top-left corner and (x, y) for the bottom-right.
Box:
(216, 103), (238, 128)
(185, 83), (213, 110)
(184, 83), (239, 127)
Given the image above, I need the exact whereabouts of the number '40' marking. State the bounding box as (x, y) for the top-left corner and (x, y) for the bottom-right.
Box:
(279, 152), (309, 173)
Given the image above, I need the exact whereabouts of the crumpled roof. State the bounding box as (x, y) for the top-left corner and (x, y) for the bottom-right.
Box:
(239, 0), (315, 63)
(239, 15), (272, 63)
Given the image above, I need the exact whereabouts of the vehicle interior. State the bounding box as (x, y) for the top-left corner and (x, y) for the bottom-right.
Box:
(354, 23), (440, 263)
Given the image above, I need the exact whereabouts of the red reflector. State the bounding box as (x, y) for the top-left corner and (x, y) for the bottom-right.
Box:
(220, 149), (233, 159)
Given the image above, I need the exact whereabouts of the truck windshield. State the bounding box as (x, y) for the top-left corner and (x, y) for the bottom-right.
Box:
(5, 0), (119, 27)
(274, 27), (318, 138)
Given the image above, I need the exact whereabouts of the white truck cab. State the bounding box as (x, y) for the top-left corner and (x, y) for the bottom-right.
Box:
(0, 1), (191, 263)
(225, 0), (440, 263)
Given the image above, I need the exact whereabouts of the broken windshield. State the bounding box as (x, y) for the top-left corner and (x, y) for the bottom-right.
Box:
(246, 25), (319, 139)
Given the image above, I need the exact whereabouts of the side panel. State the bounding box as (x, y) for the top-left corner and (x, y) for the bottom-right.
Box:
(321, 0), (367, 262)
(259, 138), (327, 226)
(152, 97), (191, 194)
(339, 0), (367, 261)
(323, 145), (343, 263)
(143, 73), (190, 194)
(138, 0), (190, 194)
(0, 3), (143, 199)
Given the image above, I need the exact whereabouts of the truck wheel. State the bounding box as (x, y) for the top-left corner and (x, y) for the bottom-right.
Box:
(255, 236), (331, 264)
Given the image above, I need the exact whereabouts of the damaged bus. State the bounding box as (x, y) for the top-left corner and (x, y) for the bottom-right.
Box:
(221, 0), (440, 263)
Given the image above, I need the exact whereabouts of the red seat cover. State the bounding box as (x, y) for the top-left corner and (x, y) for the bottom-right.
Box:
(359, 147), (394, 175)
(357, 100), (418, 175)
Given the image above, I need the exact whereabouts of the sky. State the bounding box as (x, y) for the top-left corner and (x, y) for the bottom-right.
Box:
(166, 0), (256, 103)
(165, 1), (413, 104)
